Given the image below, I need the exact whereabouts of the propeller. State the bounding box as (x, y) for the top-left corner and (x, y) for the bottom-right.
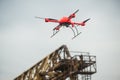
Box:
(73, 9), (79, 14)
(83, 18), (90, 23)
(35, 16), (57, 20)
(68, 9), (79, 19)
(35, 16), (59, 23)
(35, 16), (45, 19)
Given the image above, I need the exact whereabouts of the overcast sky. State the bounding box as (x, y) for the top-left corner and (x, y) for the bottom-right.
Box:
(0, 0), (120, 80)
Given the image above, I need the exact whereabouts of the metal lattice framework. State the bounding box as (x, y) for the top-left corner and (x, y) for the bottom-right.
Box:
(14, 45), (96, 80)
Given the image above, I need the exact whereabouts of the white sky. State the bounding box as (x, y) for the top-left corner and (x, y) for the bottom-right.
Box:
(0, 0), (120, 80)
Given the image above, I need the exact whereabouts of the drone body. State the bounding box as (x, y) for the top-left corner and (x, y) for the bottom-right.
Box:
(36, 9), (90, 39)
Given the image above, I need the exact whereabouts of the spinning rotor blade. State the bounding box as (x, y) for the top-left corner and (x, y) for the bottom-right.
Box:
(35, 16), (57, 20)
(73, 9), (79, 14)
(35, 16), (45, 19)
(83, 18), (90, 23)
(35, 16), (58, 22)
(47, 18), (58, 21)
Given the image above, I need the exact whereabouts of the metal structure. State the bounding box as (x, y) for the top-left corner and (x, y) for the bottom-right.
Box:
(14, 45), (96, 80)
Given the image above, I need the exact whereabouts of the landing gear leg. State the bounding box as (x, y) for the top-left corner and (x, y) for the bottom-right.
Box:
(69, 26), (81, 39)
(72, 26), (81, 39)
(69, 26), (76, 37)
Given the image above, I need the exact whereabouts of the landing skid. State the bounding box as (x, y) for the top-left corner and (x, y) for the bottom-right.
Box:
(69, 26), (82, 39)
(72, 32), (81, 39)
(51, 26), (81, 39)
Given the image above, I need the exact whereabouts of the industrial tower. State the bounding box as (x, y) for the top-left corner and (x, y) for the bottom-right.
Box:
(14, 45), (96, 80)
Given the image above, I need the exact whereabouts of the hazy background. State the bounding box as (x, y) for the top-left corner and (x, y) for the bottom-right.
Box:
(0, 0), (120, 80)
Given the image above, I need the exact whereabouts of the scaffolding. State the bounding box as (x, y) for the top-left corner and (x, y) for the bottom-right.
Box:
(14, 45), (96, 80)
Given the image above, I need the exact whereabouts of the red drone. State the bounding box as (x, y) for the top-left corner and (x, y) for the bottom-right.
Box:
(36, 9), (90, 39)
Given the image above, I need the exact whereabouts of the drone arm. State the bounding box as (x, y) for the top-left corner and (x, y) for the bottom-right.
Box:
(74, 18), (90, 26)
(45, 18), (59, 23)
(53, 24), (62, 30)
(74, 22), (85, 26)
(68, 14), (75, 20)
(35, 16), (59, 23)
(68, 9), (79, 20)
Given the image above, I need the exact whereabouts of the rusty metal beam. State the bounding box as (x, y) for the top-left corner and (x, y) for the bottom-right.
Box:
(14, 45), (96, 80)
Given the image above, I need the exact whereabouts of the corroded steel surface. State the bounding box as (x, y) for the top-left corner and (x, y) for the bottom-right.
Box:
(14, 45), (96, 80)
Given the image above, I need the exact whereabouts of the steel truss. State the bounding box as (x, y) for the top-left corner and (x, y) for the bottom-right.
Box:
(14, 45), (96, 80)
